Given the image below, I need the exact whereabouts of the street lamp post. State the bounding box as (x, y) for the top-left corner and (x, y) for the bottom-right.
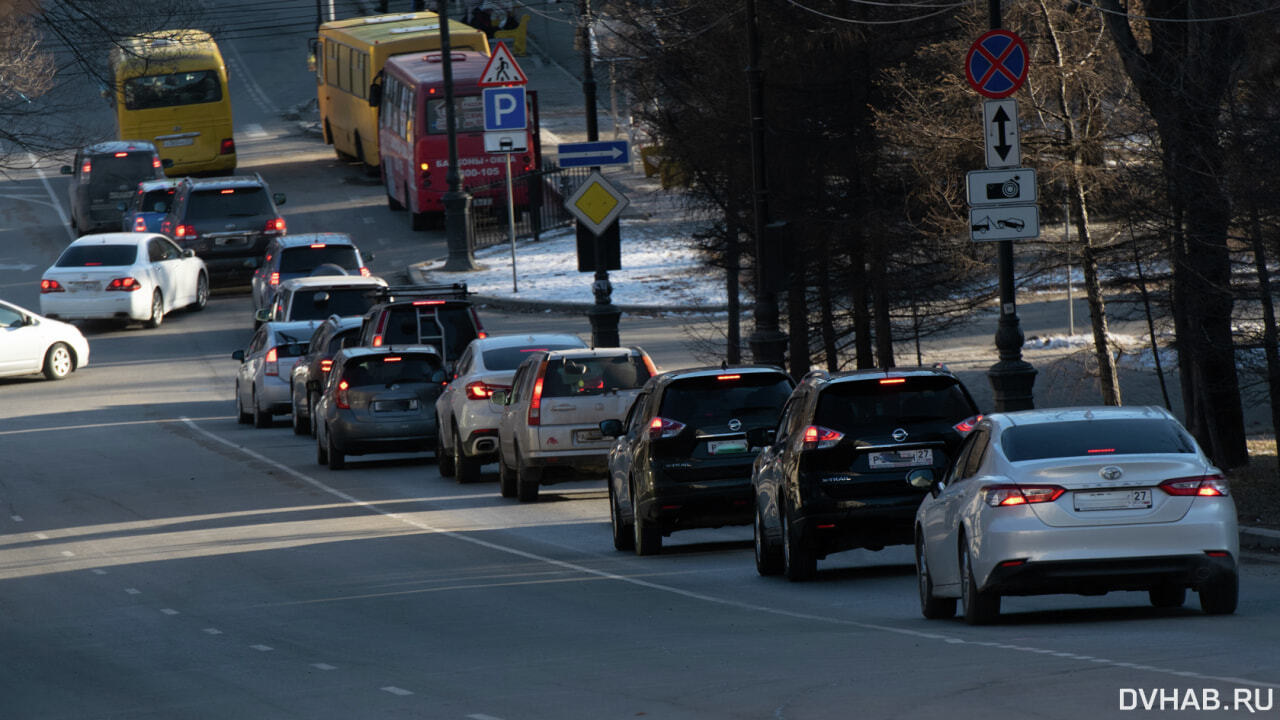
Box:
(437, 0), (479, 271)
(578, 0), (621, 347)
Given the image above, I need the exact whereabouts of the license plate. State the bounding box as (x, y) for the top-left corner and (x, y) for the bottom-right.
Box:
(574, 429), (603, 444)
(373, 399), (418, 412)
(163, 137), (194, 147)
(1074, 489), (1153, 511)
(707, 439), (748, 455)
(215, 236), (248, 246)
(69, 281), (100, 292)
(868, 448), (933, 468)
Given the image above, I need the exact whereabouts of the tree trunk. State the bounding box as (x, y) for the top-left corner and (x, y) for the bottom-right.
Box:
(726, 212), (741, 364)
(818, 245), (838, 370)
(1248, 204), (1280, 468)
(872, 240), (894, 368)
(787, 275), (810, 379)
(851, 240), (873, 368)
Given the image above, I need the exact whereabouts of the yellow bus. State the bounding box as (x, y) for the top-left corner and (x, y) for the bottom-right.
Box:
(110, 30), (235, 177)
(315, 11), (490, 168)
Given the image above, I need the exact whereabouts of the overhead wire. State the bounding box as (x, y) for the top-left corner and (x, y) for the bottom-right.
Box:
(1066, 0), (1280, 23)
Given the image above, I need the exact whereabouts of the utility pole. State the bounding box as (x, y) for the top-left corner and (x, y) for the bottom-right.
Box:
(744, 0), (786, 369)
(579, 0), (621, 347)
(438, 0), (478, 270)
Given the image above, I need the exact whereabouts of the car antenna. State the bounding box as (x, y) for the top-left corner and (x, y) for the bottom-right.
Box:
(721, 360), (728, 370)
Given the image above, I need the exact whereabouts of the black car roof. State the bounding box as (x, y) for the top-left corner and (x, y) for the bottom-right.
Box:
(183, 174), (269, 190)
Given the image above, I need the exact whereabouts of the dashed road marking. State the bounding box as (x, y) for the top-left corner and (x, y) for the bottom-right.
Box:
(34, 533), (48, 540)
(381, 687), (413, 696)
(243, 123), (269, 139)
(251, 644), (273, 652)
(125, 588), (141, 595)
(60, 550), (75, 557)
(204, 628), (223, 635)
(10, 515), (22, 522)
(160, 608), (179, 616)
(469, 714), (505, 720)
(92, 569), (107, 575)
(363, 216), (375, 224)
(312, 663), (337, 671)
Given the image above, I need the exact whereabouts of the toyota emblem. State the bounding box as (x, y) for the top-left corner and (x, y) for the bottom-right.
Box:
(1100, 466), (1123, 481)
(728, 418), (742, 431)
(892, 428), (908, 442)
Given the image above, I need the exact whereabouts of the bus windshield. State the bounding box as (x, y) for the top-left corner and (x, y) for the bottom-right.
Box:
(426, 95), (484, 133)
(124, 70), (222, 110)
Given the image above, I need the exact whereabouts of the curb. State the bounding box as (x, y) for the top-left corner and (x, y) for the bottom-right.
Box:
(1240, 525), (1280, 551)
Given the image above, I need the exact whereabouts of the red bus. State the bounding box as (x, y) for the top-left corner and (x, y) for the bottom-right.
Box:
(377, 51), (541, 230)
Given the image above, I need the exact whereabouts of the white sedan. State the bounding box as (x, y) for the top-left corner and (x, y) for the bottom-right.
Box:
(0, 299), (90, 380)
(912, 406), (1238, 624)
(39, 233), (208, 328)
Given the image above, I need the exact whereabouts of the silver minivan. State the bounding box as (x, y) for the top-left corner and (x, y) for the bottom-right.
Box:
(494, 347), (656, 502)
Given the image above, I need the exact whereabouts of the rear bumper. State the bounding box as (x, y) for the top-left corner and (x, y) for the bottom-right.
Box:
(40, 292), (151, 321)
(792, 498), (920, 554)
(523, 448), (609, 481)
(329, 415), (437, 455)
(983, 553), (1238, 596)
(636, 478), (754, 531)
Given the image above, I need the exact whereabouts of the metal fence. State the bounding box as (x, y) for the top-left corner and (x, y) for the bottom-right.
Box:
(468, 163), (592, 250)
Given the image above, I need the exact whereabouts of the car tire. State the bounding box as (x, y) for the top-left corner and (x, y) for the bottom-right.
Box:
(610, 482), (635, 552)
(498, 452), (517, 498)
(754, 502), (782, 576)
(454, 429), (482, 483)
(961, 542), (1000, 625)
(781, 500), (815, 582)
(236, 382), (252, 424)
(253, 390), (271, 429)
(631, 481), (661, 556)
(917, 537), (956, 619)
(189, 273), (208, 311)
(327, 433), (345, 470)
(436, 418), (456, 477)
(291, 389), (308, 436)
(144, 290), (164, 329)
(42, 342), (74, 381)
(1199, 570), (1238, 615)
(316, 426), (329, 465)
(516, 450), (540, 502)
(1149, 585), (1186, 608)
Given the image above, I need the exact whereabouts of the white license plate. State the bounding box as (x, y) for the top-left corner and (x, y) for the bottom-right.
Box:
(69, 281), (100, 292)
(574, 429), (603, 444)
(215, 236), (248, 246)
(1074, 489), (1153, 511)
(707, 439), (749, 455)
(868, 448), (933, 468)
(163, 137), (195, 147)
(373, 399), (418, 412)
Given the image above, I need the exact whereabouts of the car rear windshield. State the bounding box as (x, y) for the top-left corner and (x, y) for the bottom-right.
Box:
(123, 70), (222, 110)
(88, 153), (156, 190)
(185, 187), (272, 221)
(289, 288), (379, 321)
(380, 305), (478, 360)
(138, 187), (176, 213)
(541, 354), (651, 397)
(280, 245), (360, 273)
(56, 244), (138, 267)
(658, 373), (792, 430)
(814, 376), (976, 432)
(327, 328), (359, 355)
(1000, 419), (1197, 462)
(343, 354), (442, 386)
(482, 343), (582, 371)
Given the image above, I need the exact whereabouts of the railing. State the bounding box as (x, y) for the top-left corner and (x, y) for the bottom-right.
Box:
(468, 164), (593, 251)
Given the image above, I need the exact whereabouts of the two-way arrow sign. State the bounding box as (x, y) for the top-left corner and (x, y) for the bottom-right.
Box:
(983, 99), (1020, 168)
(557, 140), (630, 168)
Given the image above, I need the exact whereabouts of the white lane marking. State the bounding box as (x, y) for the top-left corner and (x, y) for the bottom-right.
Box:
(125, 588), (141, 595)
(160, 608), (179, 616)
(469, 714), (505, 720)
(180, 417), (1280, 691)
(10, 515), (22, 522)
(0, 416), (235, 436)
(34, 533), (48, 540)
(25, 152), (75, 243)
(381, 687), (413, 696)
(0, 262), (38, 272)
(311, 663), (336, 671)
(243, 123), (269, 139)
(222, 54), (277, 115)
(362, 216), (375, 224)
(92, 569), (107, 575)
(204, 628), (223, 635)
(251, 644), (273, 652)
(60, 550), (75, 557)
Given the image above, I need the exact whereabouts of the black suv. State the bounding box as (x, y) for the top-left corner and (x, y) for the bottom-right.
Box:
(357, 284), (485, 370)
(601, 365), (795, 555)
(159, 173), (287, 285)
(62, 140), (170, 235)
(290, 314), (365, 436)
(751, 366), (981, 581)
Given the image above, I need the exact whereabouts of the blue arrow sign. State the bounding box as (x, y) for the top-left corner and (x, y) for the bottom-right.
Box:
(483, 87), (526, 132)
(557, 140), (630, 168)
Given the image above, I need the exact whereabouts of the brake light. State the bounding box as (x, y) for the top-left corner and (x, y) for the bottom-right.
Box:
(269, 271), (280, 286)
(648, 416), (686, 440)
(106, 277), (142, 292)
(114, 152), (128, 158)
(412, 299), (444, 305)
(336, 379), (350, 409)
(801, 425), (843, 450)
(383, 356), (402, 362)
(1087, 448), (1116, 454)
(320, 358), (333, 373)
(954, 414), (984, 433)
(174, 224), (195, 239)
(220, 189), (235, 194)
(1159, 474), (1230, 497)
(528, 362), (547, 426)
(309, 243), (326, 249)
(220, 138), (235, 155)
(879, 377), (906, 384)
(40, 279), (65, 293)
(81, 160), (91, 174)
(133, 216), (147, 231)
(152, 158), (162, 169)
(716, 374), (741, 381)
(465, 380), (501, 400)
(985, 484), (1065, 507)
(359, 266), (371, 277)
(478, 331), (487, 339)
(372, 335), (383, 347)
(265, 218), (285, 233)
(265, 346), (279, 376)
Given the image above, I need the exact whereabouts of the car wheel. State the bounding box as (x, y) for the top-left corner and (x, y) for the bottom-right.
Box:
(291, 388), (308, 436)
(960, 541), (1000, 625)
(1199, 570), (1238, 615)
(436, 417), (456, 477)
(1149, 585), (1186, 608)
(917, 536), (956, 619)
(236, 381), (252, 424)
(42, 342), (74, 381)
(754, 502), (782, 576)
(316, 425), (329, 465)
(781, 500), (815, 582)
(610, 482), (635, 552)
(516, 449), (541, 502)
(454, 428), (482, 483)
(252, 390), (271, 428)
(327, 432), (345, 470)
(144, 290), (164, 329)
(189, 273), (208, 311)
(498, 452), (517, 498)
(631, 479), (661, 556)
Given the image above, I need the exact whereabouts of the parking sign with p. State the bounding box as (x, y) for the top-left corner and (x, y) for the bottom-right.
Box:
(483, 87), (526, 132)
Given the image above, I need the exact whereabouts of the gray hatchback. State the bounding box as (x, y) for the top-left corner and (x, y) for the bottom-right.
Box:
(314, 345), (447, 470)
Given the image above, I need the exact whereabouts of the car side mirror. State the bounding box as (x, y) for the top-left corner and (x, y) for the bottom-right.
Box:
(231, 349), (245, 362)
(599, 418), (624, 437)
(906, 468), (935, 490)
(273, 192), (287, 206)
(254, 308), (271, 324)
(183, 248), (195, 258)
(367, 82), (382, 108)
(746, 427), (776, 448)
(162, 158), (174, 168)
(431, 369), (447, 383)
(490, 388), (509, 408)
(60, 165), (73, 175)
(365, 251), (376, 262)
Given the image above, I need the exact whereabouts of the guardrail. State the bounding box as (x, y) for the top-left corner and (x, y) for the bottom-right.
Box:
(468, 164), (592, 251)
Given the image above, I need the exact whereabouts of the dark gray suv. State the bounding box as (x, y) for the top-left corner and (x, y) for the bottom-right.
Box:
(159, 173), (287, 286)
(62, 141), (169, 235)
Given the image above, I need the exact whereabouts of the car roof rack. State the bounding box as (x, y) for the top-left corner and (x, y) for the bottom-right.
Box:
(372, 283), (469, 301)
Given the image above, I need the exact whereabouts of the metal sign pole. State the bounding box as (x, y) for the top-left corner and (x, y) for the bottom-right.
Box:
(506, 149), (518, 292)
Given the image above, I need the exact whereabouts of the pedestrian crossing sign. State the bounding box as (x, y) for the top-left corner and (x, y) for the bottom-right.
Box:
(478, 43), (527, 87)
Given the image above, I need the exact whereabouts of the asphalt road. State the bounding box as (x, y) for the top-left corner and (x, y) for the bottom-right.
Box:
(3, 2), (1280, 717)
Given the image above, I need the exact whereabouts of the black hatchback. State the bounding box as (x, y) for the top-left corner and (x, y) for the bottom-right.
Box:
(601, 365), (795, 555)
(751, 366), (981, 580)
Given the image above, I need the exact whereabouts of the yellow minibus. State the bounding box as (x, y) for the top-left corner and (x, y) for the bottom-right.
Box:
(110, 30), (235, 177)
(315, 11), (490, 168)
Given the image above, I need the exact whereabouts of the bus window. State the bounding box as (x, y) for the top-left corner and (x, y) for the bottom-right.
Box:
(427, 96), (484, 133)
(124, 71), (222, 110)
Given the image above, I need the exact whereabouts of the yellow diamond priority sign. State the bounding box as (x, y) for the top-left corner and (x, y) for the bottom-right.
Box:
(565, 171), (629, 236)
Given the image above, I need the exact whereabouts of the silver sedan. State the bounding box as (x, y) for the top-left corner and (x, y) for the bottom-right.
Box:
(912, 406), (1239, 624)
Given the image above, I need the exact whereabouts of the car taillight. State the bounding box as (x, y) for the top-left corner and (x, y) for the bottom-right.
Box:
(133, 216), (147, 231)
(174, 224), (196, 239)
(106, 277), (142, 292)
(81, 160), (91, 174)
(336, 379), (350, 409)
(220, 138), (235, 155)
(40, 279), (65, 293)
(879, 377), (906, 384)
(320, 359), (333, 374)
(528, 363), (546, 426)
(152, 157), (162, 169)
(801, 425), (843, 450)
(114, 152), (128, 158)
(265, 217), (285, 233)
(648, 416), (686, 440)
(1159, 474), (1230, 497)
(984, 484), (1065, 507)
(716, 374), (741, 381)
(466, 381), (504, 400)
(265, 346), (279, 376)
(954, 414), (984, 433)
(412, 299), (444, 306)
(269, 271), (280, 286)
(359, 266), (371, 277)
